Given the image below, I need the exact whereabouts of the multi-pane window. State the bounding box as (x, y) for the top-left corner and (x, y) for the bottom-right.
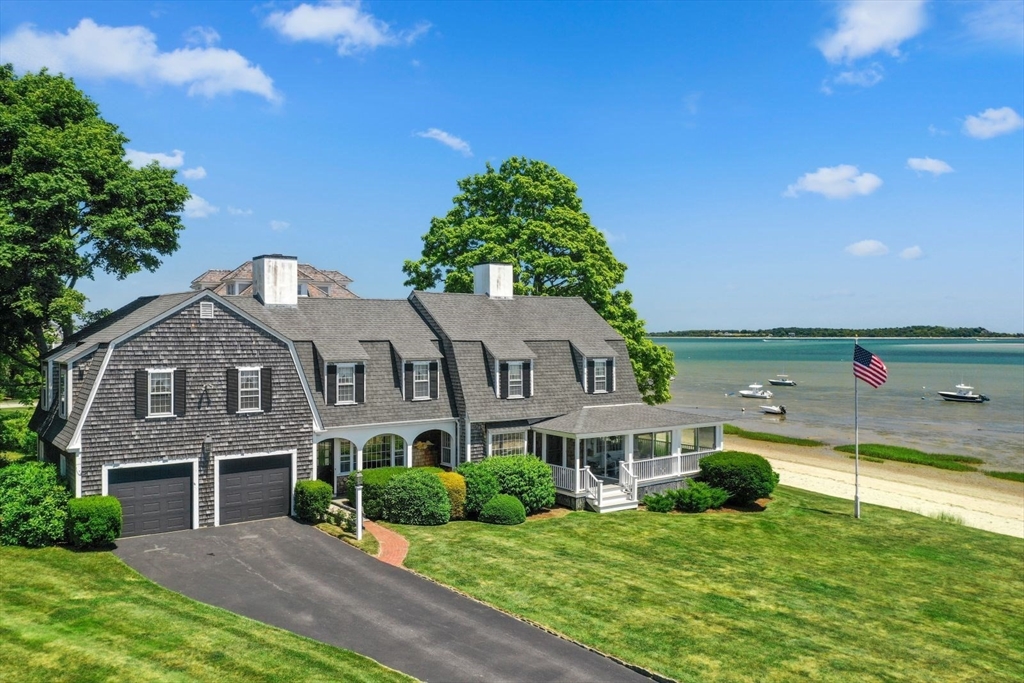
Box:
(337, 364), (355, 403)
(58, 365), (68, 418)
(148, 371), (173, 416)
(594, 359), (608, 392)
(491, 431), (527, 457)
(634, 431), (672, 459)
(338, 439), (353, 473)
(508, 362), (524, 398)
(363, 435), (405, 469)
(239, 368), (261, 411)
(440, 432), (452, 465)
(413, 362), (430, 399)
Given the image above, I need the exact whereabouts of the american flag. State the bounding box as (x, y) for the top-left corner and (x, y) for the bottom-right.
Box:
(853, 344), (887, 388)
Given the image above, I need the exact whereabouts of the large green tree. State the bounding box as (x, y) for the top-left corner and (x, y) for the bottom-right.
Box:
(403, 157), (675, 404)
(0, 65), (189, 401)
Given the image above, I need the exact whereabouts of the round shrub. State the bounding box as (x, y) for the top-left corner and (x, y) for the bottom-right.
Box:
(347, 466), (443, 521)
(0, 409), (36, 455)
(455, 462), (500, 518)
(478, 455), (555, 514)
(674, 481), (730, 513)
(295, 479), (334, 523)
(479, 494), (526, 525)
(437, 471), (467, 520)
(383, 469), (451, 526)
(0, 462), (69, 547)
(698, 451), (780, 504)
(67, 495), (122, 548)
(642, 491), (676, 513)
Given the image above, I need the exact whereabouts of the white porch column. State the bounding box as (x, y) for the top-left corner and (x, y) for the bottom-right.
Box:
(626, 433), (634, 463)
(356, 446), (363, 472)
(541, 432), (547, 462)
(573, 437), (580, 469)
(561, 437), (567, 468)
(672, 429), (682, 455)
(331, 439), (339, 495)
(406, 439), (413, 468)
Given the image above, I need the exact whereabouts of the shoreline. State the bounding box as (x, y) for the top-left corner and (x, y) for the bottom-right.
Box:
(726, 435), (1024, 538)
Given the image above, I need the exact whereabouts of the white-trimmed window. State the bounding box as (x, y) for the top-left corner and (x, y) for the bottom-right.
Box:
(42, 364), (50, 409)
(594, 359), (608, 392)
(440, 432), (453, 465)
(338, 439), (353, 474)
(413, 361), (430, 400)
(58, 365), (68, 418)
(148, 370), (173, 417)
(490, 430), (527, 457)
(508, 362), (524, 398)
(336, 363), (356, 404)
(298, 283), (309, 297)
(364, 434), (405, 469)
(238, 368), (261, 412)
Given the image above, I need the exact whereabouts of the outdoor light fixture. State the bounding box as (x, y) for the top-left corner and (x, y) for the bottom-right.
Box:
(202, 436), (213, 457)
(354, 471), (363, 487)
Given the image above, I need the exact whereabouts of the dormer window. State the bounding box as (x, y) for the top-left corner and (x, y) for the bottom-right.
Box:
(498, 360), (532, 399)
(58, 365), (68, 418)
(594, 360), (607, 392)
(298, 283), (309, 297)
(327, 363), (364, 405)
(508, 362), (524, 398)
(403, 361), (438, 401)
(586, 358), (614, 394)
(413, 362), (430, 399)
(337, 364), (355, 403)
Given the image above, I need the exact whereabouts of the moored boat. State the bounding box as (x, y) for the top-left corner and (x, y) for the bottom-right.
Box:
(738, 382), (773, 399)
(767, 374), (797, 386)
(938, 384), (990, 403)
(761, 405), (786, 415)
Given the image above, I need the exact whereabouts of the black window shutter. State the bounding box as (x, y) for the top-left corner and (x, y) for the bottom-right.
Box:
(173, 369), (187, 417)
(500, 362), (509, 399)
(226, 368), (238, 414)
(523, 361), (532, 397)
(326, 364), (337, 404)
(404, 362), (414, 401)
(262, 367), (273, 413)
(134, 370), (148, 418)
(587, 359), (596, 394)
(355, 363), (365, 403)
(609, 358), (615, 393)
(429, 361), (438, 400)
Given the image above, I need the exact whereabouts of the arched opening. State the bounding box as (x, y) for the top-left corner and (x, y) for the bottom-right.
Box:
(412, 430), (453, 469)
(363, 434), (406, 469)
(316, 438), (355, 492)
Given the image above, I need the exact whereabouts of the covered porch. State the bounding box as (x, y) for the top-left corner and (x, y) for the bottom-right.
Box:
(532, 405), (722, 512)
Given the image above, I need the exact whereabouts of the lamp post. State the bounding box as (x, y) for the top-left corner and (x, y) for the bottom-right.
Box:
(354, 470), (363, 541)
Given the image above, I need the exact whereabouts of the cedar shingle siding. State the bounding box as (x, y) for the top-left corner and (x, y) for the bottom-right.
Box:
(77, 301), (313, 526)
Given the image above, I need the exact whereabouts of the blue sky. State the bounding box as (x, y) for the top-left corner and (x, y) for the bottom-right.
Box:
(2, 1), (1022, 332)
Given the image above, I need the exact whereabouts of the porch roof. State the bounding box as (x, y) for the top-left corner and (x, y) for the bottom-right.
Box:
(532, 404), (719, 435)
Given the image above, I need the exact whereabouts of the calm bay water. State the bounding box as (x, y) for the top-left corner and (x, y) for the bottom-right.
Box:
(655, 338), (1024, 471)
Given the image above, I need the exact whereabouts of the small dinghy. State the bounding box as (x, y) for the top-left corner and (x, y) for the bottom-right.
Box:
(760, 405), (786, 415)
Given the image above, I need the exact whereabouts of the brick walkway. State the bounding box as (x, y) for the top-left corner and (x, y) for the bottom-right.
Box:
(363, 520), (408, 566)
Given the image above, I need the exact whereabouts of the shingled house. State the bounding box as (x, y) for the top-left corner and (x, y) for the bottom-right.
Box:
(191, 260), (358, 299)
(33, 255), (722, 536)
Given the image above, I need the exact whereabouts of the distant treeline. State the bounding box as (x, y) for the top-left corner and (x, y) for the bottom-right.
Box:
(650, 326), (1023, 338)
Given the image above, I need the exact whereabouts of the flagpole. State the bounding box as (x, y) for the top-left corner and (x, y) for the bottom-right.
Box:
(854, 335), (861, 519)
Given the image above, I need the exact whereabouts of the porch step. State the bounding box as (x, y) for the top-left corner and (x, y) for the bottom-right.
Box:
(585, 483), (639, 513)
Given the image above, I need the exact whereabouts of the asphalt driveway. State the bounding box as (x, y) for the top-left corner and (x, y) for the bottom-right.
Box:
(114, 517), (651, 683)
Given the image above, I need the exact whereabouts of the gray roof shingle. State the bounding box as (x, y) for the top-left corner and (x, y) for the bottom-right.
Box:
(533, 405), (719, 435)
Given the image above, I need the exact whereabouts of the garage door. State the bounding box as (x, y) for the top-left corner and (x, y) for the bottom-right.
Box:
(108, 463), (193, 537)
(219, 454), (291, 525)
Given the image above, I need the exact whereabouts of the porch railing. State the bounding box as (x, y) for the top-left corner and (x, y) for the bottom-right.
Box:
(548, 464), (583, 493)
(583, 467), (603, 507)
(618, 462), (636, 501)
(631, 450), (710, 482)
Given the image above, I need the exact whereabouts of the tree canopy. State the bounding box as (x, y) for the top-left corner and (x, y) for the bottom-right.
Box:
(403, 157), (674, 404)
(0, 65), (189, 401)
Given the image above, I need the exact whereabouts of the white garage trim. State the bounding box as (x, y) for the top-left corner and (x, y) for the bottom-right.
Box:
(101, 457), (200, 530)
(213, 449), (297, 527)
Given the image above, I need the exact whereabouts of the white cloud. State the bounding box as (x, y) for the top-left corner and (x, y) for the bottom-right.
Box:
(962, 1), (1024, 50)
(269, 220), (290, 231)
(833, 63), (884, 87)
(182, 166), (207, 179)
(415, 128), (472, 156)
(227, 206), (253, 216)
(183, 195), (218, 218)
(265, 1), (430, 56)
(124, 148), (184, 168)
(845, 239), (889, 257)
(784, 165), (883, 199)
(0, 19), (280, 102)
(962, 107), (1024, 139)
(818, 0), (928, 63)
(907, 157), (953, 175)
(928, 124), (949, 136)
(900, 245), (923, 260)
(184, 26), (220, 47)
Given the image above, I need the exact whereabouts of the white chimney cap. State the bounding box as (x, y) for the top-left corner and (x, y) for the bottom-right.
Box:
(473, 263), (514, 299)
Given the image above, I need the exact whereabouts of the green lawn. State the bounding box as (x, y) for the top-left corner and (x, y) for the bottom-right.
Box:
(0, 546), (414, 683)
(395, 487), (1024, 683)
(723, 423), (825, 447)
(834, 443), (985, 471)
(986, 471), (1024, 483)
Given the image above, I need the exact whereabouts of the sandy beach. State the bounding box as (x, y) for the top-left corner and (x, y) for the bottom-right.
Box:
(726, 435), (1024, 538)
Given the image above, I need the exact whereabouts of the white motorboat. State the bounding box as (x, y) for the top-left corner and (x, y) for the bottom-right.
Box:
(938, 383), (990, 403)
(767, 374), (797, 387)
(761, 405), (786, 415)
(738, 382), (773, 399)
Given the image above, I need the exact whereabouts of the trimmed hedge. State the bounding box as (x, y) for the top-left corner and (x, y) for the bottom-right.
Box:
(478, 455), (555, 514)
(382, 469), (451, 526)
(479, 494), (526, 525)
(674, 481), (729, 513)
(295, 480), (334, 523)
(347, 466), (443, 521)
(699, 451), (779, 504)
(67, 496), (122, 548)
(0, 462), (69, 547)
(437, 472), (467, 520)
(455, 462), (500, 518)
